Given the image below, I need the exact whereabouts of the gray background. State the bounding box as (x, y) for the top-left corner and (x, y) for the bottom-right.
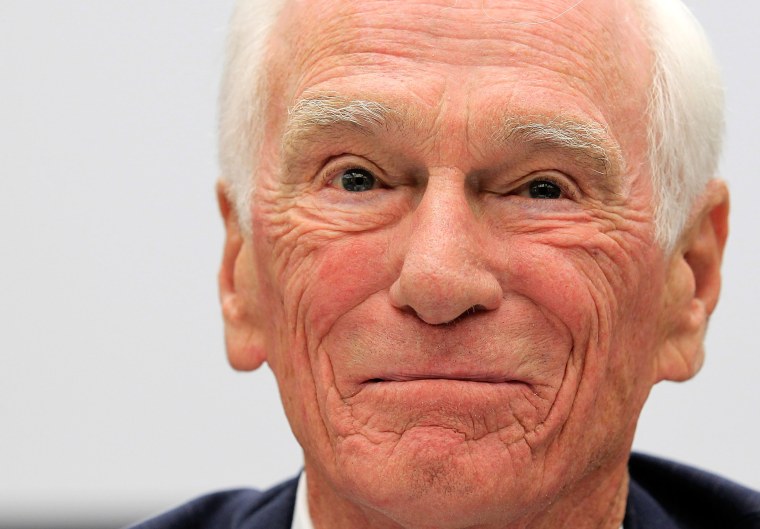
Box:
(1, 1), (758, 526)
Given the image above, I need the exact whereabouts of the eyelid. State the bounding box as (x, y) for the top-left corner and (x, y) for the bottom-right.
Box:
(515, 172), (579, 200)
(319, 155), (386, 189)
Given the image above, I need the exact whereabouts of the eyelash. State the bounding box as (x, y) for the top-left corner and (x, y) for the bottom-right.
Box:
(320, 157), (386, 192)
(513, 173), (578, 200)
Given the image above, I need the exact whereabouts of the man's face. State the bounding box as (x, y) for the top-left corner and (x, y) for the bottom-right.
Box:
(223, 0), (706, 526)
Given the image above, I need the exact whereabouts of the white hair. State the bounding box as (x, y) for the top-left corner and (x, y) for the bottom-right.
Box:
(218, 0), (724, 250)
(218, 0), (286, 234)
(636, 0), (725, 249)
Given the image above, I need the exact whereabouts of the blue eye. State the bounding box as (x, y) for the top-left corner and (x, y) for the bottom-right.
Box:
(340, 168), (377, 192)
(528, 180), (562, 199)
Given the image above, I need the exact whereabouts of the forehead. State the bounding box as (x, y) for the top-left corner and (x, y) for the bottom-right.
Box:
(266, 0), (652, 156)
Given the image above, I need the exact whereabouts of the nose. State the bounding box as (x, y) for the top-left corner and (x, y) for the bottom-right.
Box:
(389, 174), (503, 325)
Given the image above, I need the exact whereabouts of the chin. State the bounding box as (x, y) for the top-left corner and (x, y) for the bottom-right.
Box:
(331, 425), (552, 529)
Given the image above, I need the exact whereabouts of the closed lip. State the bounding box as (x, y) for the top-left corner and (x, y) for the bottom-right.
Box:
(365, 374), (516, 384)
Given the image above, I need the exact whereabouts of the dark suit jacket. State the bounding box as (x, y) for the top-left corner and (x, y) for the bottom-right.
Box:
(129, 453), (760, 528)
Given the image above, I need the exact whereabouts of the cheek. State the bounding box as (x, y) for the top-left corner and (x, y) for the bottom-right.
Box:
(501, 221), (656, 340)
(495, 223), (665, 415)
(302, 232), (398, 341)
(492, 227), (664, 466)
(256, 209), (399, 392)
(255, 183), (409, 337)
(511, 225), (664, 402)
(498, 240), (605, 351)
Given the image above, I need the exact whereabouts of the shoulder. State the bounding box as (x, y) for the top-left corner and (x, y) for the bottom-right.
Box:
(626, 452), (760, 529)
(127, 476), (299, 529)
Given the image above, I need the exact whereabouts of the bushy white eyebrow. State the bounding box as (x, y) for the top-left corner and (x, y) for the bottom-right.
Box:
(283, 94), (394, 149)
(498, 116), (624, 177)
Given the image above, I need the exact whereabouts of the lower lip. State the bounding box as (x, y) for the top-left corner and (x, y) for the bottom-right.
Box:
(342, 377), (551, 444)
(354, 378), (530, 403)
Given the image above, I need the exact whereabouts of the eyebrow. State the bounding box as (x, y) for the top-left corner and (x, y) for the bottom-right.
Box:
(282, 93), (398, 156)
(282, 93), (624, 183)
(495, 116), (624, 179)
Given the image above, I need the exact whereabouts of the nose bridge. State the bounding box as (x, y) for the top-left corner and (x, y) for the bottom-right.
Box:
(413, 173), (474, 260)
(389, 169), (503, 325)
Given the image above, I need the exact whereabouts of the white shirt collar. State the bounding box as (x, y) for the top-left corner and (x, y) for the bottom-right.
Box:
(289, 470), (624, 529)
(290, 471), (315, 529)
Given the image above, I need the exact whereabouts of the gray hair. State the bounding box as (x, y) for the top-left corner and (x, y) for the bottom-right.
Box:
(218, 0), (724, 251)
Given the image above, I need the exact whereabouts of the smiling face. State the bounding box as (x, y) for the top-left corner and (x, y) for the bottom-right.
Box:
(218, 1), (728, 528)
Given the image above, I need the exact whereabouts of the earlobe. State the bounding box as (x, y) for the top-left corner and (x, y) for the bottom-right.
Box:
(217, 181), (268, 371)
(656, 180), (729, 382)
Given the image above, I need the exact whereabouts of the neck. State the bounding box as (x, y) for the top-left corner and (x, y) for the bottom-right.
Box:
(303, 456), (629, 529)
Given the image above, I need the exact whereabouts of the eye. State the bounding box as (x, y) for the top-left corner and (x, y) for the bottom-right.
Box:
(335, 168), (378, 192)
(525, 179), (563, 199)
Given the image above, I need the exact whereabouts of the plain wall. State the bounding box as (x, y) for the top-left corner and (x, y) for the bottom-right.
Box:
(1, 1), (758, 526)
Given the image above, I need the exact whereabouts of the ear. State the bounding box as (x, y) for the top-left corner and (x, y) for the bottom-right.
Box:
(217, 180), (267, 371)
(656, 180), (729, 382)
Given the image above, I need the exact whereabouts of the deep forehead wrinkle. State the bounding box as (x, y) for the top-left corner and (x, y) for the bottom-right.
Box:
(283, 93), (624, 184)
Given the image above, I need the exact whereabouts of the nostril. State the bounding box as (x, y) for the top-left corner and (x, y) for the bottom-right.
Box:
(394, 304), (420, 318)
(444, 305), (488, 325)
(396, 303), (489, 326)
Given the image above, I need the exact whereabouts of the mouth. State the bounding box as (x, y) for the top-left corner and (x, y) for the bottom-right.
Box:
(343, 373), (525, 400)
(365, 374), (516, 384)
(348, 374), (534, 411)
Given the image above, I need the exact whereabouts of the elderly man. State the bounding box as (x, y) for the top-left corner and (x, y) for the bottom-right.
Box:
(134, 0), (759, 528)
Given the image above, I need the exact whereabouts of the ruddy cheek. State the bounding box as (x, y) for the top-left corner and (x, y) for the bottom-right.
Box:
(503, 243), (599, 331)
(303, 233), (397, 342)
